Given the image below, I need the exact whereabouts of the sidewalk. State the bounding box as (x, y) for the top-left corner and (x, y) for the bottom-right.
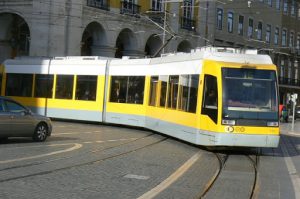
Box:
(280, 118), (300, 136)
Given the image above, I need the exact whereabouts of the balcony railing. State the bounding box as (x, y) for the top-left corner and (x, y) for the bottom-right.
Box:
(87, 0), (110, 11)
(120, 1), (141, 17)
(147, 9), (164, 24)
(279, 77), (300, 87)
(180, 17), (196, 31)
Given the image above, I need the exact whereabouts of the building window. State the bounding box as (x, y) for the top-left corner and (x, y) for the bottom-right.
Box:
(110, 76), (145, 104)
(276, 0), (280, 10)
(266, 24), (271, 43)
(280, 59), (285, 77)
(282, 29), (287, 46)
(6, 74), (33, 97)
(121, 0), (140, 16)
(283, 0), (288, 14)
(291, 0), (296, 16)
(34, 74), (54, 98)
(288, 60), (292, 79)
(297, 34), (300, 49)
(275, 27), (279, 45)
(227, 12), (233, 33)
(183, 0), (193, 19)
(75, 75), (97, 101)
(87, 0), (110, 11)
(248, 18), (253, 38)
(217, 8), (223, 30)
(290, 32), (295, 47)
(267, 0), (272, 6)
(257, 22), (262, 40)
(152, 0), (162, 11)
(298, 3), (300, 19)
(55, 75), (74, 99)
(238, 15), (244, 35)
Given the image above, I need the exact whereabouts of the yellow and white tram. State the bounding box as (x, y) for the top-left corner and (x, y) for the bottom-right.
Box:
(0, 48), (280, 147)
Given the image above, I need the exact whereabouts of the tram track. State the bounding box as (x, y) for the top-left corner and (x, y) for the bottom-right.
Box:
(196, 148), (260, 199)
(246, 153), (260, 199)
(0, 133), (155, 171)
(0, 134), (168, 183)
(195, 152), (228, 199)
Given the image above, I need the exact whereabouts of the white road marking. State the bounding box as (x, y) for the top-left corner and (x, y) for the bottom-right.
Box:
(287, 131), (300, 137)
(281, 141), (300, 199)
(137, 151), (202, 199)
(53, 131), (97, 135)
(0, 143), (82, 164)
(124, 174), (150, 180)
(95, 138), (138, 143)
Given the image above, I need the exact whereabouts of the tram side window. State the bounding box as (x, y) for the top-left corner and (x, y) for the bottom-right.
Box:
(159, 76), (168, 107)
(202, 75), (218, 123)
(34, 74), (54, 98)
(149, 76), (159, 106)
(110, 76), (145, 104)
(76, 75), (97, 101)
(167, 76), (179, 109)
(6, 73), (33, 97)
(55, 75), (74, 99)
(0, 73), (2, 95)
(178, 75), (199, 113)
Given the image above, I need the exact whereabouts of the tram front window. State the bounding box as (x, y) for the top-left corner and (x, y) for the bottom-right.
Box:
(222, 68), (278, 126)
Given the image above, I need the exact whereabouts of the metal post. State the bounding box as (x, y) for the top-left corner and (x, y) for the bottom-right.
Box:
(290, 93), (298, 132)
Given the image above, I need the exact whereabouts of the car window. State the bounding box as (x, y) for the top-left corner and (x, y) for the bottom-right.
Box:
(5, 100), (26, 113)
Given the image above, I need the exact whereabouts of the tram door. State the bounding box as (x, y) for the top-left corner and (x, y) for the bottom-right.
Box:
(200, 74), (219, 130)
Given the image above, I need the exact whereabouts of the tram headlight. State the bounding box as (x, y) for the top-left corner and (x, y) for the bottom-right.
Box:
(267, 121), (279, 127)
(222, 119), (236, 125)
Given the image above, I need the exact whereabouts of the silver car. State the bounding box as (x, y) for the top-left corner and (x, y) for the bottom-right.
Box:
(0, 96), (52, 142)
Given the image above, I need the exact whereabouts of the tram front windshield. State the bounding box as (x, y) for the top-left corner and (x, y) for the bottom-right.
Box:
(222, 68), (278, 122)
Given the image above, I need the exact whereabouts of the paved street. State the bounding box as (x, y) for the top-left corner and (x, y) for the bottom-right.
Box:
(0, 120), (299, 199)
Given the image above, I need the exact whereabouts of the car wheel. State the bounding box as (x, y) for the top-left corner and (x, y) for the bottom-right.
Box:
(33, 123), (48, 142)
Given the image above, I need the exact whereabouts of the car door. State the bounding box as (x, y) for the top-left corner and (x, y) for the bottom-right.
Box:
(3, 99), (35, 137)
(0, 99), (12, 136)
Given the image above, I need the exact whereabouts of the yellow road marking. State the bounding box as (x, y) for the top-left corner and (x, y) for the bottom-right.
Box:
(137, 151), (202, 199)
(0, 143), (82, 164)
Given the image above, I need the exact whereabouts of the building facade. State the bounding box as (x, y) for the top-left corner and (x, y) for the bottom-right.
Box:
(0, 0), (202, 62)
(197, 0), (300, 105)
(0, 0), (300, 105)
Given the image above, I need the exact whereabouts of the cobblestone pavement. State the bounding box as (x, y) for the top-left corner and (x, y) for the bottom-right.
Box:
(0, 121), (299, 199)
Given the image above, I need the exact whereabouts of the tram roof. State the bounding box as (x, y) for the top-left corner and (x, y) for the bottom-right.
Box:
(3, 48), (273, 75)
